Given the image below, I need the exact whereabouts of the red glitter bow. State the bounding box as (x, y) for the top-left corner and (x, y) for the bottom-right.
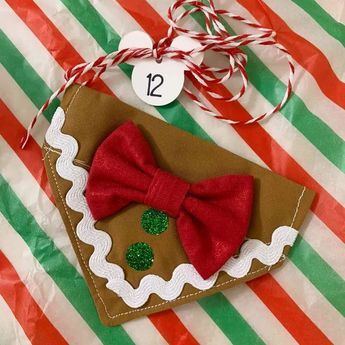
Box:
(86, 122), (254, 279)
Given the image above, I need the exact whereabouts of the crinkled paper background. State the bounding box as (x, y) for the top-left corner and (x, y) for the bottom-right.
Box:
(0, 0), (344, 344)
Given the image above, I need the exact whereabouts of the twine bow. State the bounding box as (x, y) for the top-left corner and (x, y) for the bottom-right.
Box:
(21, 0), (294, 148)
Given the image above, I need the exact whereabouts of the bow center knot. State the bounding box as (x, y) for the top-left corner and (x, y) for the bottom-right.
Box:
(144, 169), (190, 217)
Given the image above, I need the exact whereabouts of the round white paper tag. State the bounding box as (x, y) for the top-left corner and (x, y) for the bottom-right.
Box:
(171, 35), (204, 69)
(119, 30), (204, 106)
(118, 31), (153, 65)
(131, 59), (185, 106)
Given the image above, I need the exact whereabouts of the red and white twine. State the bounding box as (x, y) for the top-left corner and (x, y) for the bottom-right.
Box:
(21, 0), (294, 148)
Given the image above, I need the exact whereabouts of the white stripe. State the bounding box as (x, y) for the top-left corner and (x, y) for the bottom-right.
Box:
(0, 0), (65, 92)
(123, 318), (168, 345)
(90, 0), (141, 36)
(315, 0), (345, 23)
(0, 215), (103, 345)
(174, 302), (233, 344)
(0, 136), (81, 272)
(142, 0), (166, 16)
(0, 65), (49, 146)
(273, 261), (345, 344)
(262, 0), (345, 80)
(291, 63), (345, 138)
(300, 212), (345, 279)
(224, 0), (345, 140)
(223, 285), (298, 345)
(0, 295), (31, 345)
(261, 96), (345, 206)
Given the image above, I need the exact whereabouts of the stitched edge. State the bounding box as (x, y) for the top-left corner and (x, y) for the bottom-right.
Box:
(290, 186), (306, 227)
(43, 144), (90, 169)
(45, 86), (303, 319)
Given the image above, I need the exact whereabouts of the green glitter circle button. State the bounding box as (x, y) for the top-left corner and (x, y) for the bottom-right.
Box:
(141, 208), (168, 235)
(126, 242), (154, 271)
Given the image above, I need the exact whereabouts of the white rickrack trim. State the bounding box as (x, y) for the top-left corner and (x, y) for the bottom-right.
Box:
(45, 106), (298, 308)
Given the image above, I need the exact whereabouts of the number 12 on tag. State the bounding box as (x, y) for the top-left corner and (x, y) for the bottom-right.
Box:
(131, 59), (185, 106)
(146, 73), (164, 98)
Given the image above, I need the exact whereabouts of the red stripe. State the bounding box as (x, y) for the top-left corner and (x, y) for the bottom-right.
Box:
(0, 251), (68, 345)
(236, 0), (345, 110)
(115, 0), (345, 242)
(149, 310), (199, 345)
(4, 0), (196, 342)
(247, 275), (332, 345)
(0, 101), (54, 203)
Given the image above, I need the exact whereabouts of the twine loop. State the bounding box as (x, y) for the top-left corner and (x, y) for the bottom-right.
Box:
(21, 0), (294, 148)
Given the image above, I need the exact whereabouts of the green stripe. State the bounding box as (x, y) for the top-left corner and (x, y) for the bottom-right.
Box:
(291, 0), (345, 47)
(0, 174), (134, 345)
(0, 30), (59, 122)
(190, 8), (345, 174)
(199, 294), (265, 345)
(290, 236), (345, 317)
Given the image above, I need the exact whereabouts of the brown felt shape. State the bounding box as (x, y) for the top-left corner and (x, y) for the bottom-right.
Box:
(43, 84), (315, 326)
